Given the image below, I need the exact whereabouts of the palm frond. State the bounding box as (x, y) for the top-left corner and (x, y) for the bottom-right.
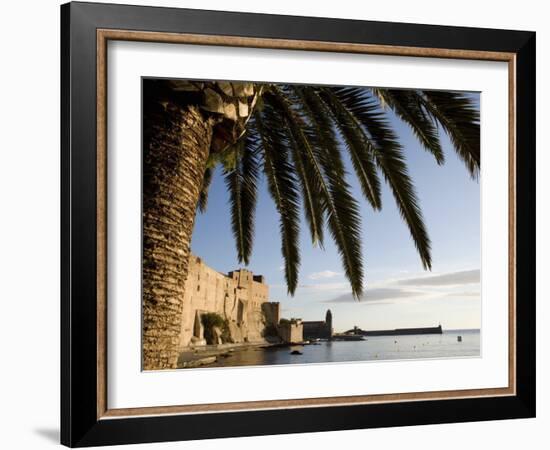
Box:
(263, 87), (325, 248)
(419, 90), (480, 178)
(327, 86), (432, 270)
(224, 129), (261, 265)
(254, 105), (301, 294)
(371, 88), (444, 164)
(197, 167), (213, 213)
(267, 87), (364, 298)
(313, 139), (365, 298)
(310, 86), (382, 210)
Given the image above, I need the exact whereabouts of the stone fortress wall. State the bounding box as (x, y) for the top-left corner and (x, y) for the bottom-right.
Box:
(278, 319), (304, 344)
(179, 255), (280, 349)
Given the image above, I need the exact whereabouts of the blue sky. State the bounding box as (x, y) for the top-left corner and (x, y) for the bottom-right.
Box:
(190, 90), (480, 332)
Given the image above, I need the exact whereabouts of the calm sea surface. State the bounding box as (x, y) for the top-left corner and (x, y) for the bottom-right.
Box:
(208, 329), (480, 368)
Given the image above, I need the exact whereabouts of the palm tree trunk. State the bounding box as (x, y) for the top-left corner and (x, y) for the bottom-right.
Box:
(142, 102), (213, 370)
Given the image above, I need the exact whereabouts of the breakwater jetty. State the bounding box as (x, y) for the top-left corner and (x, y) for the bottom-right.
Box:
(346, 324), (443, 336)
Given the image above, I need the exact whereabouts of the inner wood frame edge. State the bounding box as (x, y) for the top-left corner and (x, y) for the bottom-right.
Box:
(96, 28), (517, 420)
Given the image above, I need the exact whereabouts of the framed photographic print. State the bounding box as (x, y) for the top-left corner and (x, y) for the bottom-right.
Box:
(60, 1), (536, 447)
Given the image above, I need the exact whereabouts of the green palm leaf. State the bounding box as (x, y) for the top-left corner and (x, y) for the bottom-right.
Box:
(254, 105), (301, 294)
(419, 90), (480, 178)
(263, 88), (325, 248)
(309, 86), (382, 210)
(326, 86), (432, 270)
(371, 88), (444, 164)
(224, 129), (261, 265)
(197, 167), (213, 213)
(266, 87), (364, 298)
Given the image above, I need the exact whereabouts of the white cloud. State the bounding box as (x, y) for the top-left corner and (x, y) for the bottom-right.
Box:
(446, 290), (481, 298)
(298, 282), (349, 291)
(324, 287), (421, 304)
(308, 270), (342, 280)
(321, 269), (481, 304)
(396, 269), (480, 286)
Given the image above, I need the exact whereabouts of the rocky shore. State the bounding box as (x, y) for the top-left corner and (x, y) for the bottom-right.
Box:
(176, 340), (316, 368)
(177, 342), (268, 368)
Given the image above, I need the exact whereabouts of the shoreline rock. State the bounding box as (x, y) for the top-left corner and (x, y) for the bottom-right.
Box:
(179, 355), (217, 368)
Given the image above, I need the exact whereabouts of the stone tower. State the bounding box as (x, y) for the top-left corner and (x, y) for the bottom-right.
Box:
(325, 309), (333, 336)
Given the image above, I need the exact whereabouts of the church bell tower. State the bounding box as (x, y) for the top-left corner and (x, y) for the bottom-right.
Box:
(325, 309), (333, 338)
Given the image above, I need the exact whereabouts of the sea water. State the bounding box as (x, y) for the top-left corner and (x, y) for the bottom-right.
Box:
(208, 329), (480, 368)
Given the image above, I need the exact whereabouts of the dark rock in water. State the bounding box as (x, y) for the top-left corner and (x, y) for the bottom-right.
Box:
(290, 350), (303, 355)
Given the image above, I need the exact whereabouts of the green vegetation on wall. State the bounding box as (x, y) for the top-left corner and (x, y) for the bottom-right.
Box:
(201, 312), (232, 344)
